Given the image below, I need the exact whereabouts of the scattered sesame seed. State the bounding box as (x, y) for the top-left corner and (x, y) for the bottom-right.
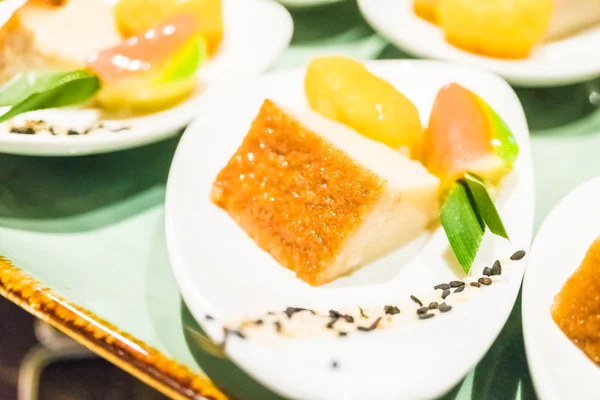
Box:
(454, 286), (465, 293)
(470, 282), (481, 288)
(274, 321), (282, 333)
(417, 307), (429, 315)
(491, 260), (502, 276)
(428, 302), (439, 310)
(205, 315), (214, 321)
(442, 289), (451, 299)
(483, 267), (492, 276)
(438, 303), (452, 313)
(434, 283), (450, 290)
(10, 127), (35, 134)
(410, 295), (423, 307)
(450, 281), (465, 288)
(254, 319), (264, 325)
(338, 332), (348, 337)
(418, 313), (434, 320)
(358, 317), (381, 332)
(384, 305), (400, 315)
(478, 277), (492, 286)
(358, 307), (368, 318)
(510, 250), (526, 260)
(332, 361), (339, 369)
(284, 307), (315, 318)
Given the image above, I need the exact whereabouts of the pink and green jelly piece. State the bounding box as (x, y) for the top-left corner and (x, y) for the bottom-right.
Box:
(424, 83), (519, 185)
(86, 13), (205, 84)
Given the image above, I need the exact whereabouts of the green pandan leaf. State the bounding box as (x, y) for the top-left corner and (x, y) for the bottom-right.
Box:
(0, 70), (100, 122)
(464, 173), (509, 239)
(440, 182), (485, 273)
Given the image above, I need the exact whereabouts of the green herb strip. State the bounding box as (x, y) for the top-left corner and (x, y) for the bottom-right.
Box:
(0, 70), (100, 122)
(464, 173), (509, 239)
(440, 181), (485, 273)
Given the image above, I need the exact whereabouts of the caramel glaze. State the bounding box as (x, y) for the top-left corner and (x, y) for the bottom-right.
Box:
(211, 99), (385, 286)
(552, 236), (600, 365)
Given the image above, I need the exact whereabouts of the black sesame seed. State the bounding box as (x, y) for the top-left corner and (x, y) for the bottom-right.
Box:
(454, 285), (465, 294)
(231, 330), (245, 339)
(416, 307), (429, 315)
(434, 283), (450, 290)
(418, 313), (434, 320)
(491, 260), (502, 276)
(384, 305), (400, 315)
(442, 289), (451, 299)
(343, 315), (354, 323)
(67, 129), (80, 136)
(284, 307), (315, 318)
(338, 331), (348, 337)
(274, 321), (282, 333)
(267, 311), (275, 315)
(255, 319), (264, 325)
(326, 320), (337, 329)
(428, 302), (439, 310)
(470, 282), (481, 288)
(223, 327), (245, 340)
(358, 307), (368, 318)
(410, 295), (423, 307)
(358, 317), (381, 332)
(332, 361), (339, 369)
(483, 267), (492, 276)
(438, 303), (452, 313)
(329, 310), (342, 318)
(10, 127), (36, 134)
(205, 314), (214, 321)
(478, 277), (492, 286)
(450, 281), (465, 288)
(510, 250), (526, 260)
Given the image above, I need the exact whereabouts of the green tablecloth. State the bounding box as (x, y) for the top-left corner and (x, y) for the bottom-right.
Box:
(0, 2), (598, 399)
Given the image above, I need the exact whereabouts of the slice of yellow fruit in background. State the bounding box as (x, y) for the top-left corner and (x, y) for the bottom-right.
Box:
(305, 56), (424, 157)
(413, 0), (439, 23)
(438, 0), (552, 59)
(114, 0), (223, 56)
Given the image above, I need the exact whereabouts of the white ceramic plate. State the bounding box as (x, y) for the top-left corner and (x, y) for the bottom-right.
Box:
(357, 0), (600, 87)
(277, 0), (346, 8)
(523, 176), (600, 400)
(0, 0), (293, 156)
(165, 60), (534, 399)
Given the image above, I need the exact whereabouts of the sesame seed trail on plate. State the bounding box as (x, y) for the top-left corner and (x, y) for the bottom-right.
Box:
(221, 250), (525, 342)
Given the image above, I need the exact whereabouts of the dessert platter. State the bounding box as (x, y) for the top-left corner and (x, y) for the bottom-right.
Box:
(165, 57), (534, 399)
(0, 0), (292, 156)
(358, 0), (600, 86)
(523, 176), (600, 400)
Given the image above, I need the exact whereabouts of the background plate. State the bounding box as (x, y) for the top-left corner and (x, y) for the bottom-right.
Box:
(166, 60), (535, 399)
(357, 0), (600, 87)
(523, 176), (600, 400)
(0, 0), (293, 156)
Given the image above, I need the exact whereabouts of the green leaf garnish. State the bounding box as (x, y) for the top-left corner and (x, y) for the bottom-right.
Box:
(440, 182), (485, 273)
(464, 173), (509, 239)
(0, 70), (100, 122)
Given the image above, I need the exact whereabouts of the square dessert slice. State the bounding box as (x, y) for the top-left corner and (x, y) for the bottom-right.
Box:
(552, 236), (600, 365)
(211, 99), (440, 286)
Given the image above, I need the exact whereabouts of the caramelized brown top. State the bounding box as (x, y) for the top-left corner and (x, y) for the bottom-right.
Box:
(211, 99), (385, 285)
(552, 236), (600, 365)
